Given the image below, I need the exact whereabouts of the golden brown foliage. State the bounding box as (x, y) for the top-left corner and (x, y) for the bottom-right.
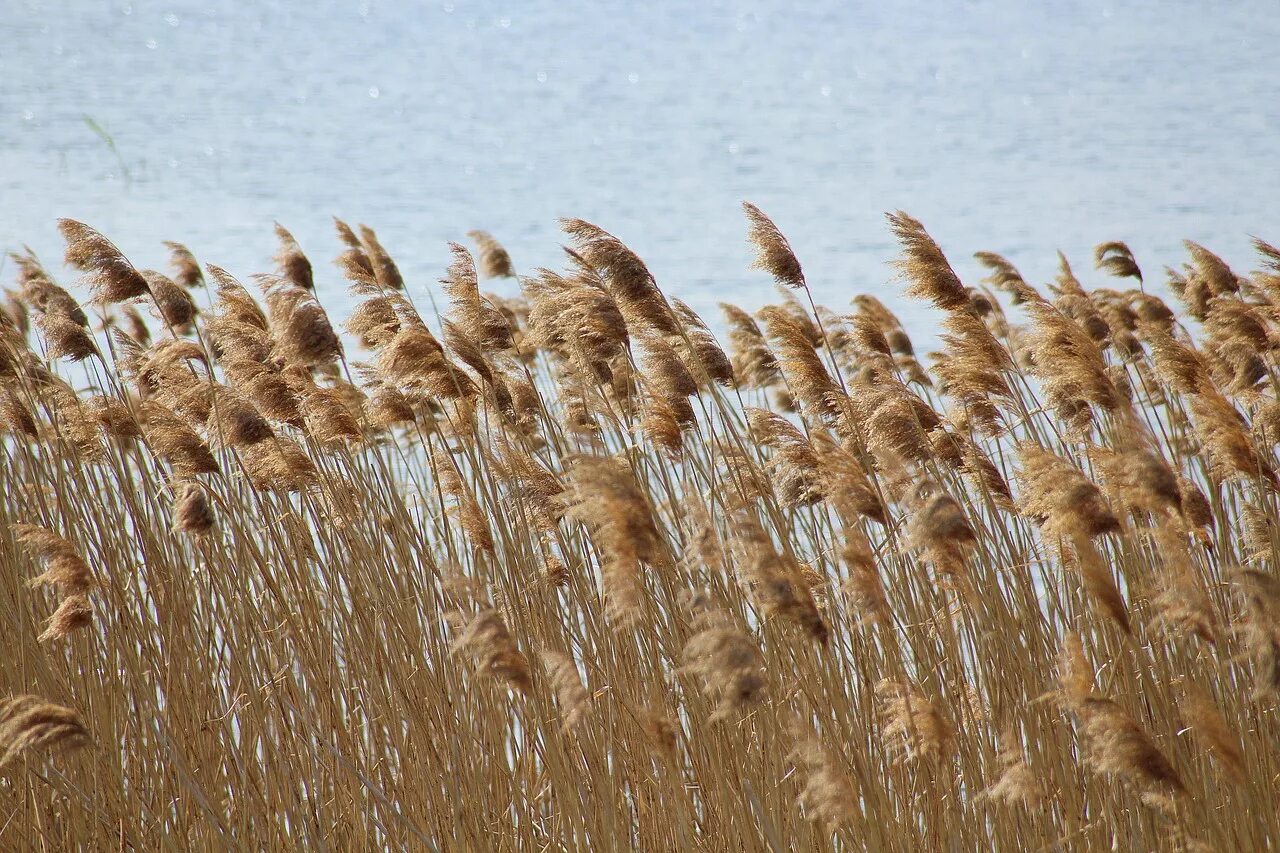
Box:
(1, 212), (1278, 851)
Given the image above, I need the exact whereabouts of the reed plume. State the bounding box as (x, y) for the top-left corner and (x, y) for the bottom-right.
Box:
(1179, 681), (1245, 784)
(273, 223), (315, 290)
(564, 454), (662, 623)
(350, 225), (401, 292)
(163, 240), (204, 289)
(876, 678), (954, 764)
(1017, 444), (1119, 539)
(979, 728), (1044, 806)
(140, 269), (197, 330)
(260, 275), (342, 367)
(468, 230), (516, 279)
(1060, 634), (1186, 809)
(332, 216), (373, 278)
(732, 512), (829, 642)
(887, 211), (968, 311)
(0, 696), (90, 767)
(720, 303), (779, 388)
(13, 523), (94, 596)
(905, 479), (976, 582)
(561, 218), (678, 335)
(171, 481), (215, 536)
(38, 594), (93, 642)
(681, 614), (766, 722)
(139, 401), (219, 477)
(380, 320), (477, 401)
(787, 717), (859, 832)
(975, 251), (1038, 304)
(450, 604), (533, 694)
(34, 312), (98, 362)
(1095, 241), (1143, 282)
(442, 243), (513, 350)
(1231, 569), (1280, 699)
(758, 305), (841, 418)
(743, 202), (805, 288)
(12, 249), (87, 327)
(539, 650), (591, 731)
(525, 264), (629, 384)
(58, 219), (149, 304)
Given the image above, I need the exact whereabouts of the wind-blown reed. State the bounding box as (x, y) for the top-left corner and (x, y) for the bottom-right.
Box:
(2, 209), (1278, 850)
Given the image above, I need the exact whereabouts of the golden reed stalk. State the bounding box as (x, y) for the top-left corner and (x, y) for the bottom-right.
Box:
(1, 210), (1277, 850)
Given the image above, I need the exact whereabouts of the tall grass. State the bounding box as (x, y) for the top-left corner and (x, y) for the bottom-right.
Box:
(1, 207), (1278, 850)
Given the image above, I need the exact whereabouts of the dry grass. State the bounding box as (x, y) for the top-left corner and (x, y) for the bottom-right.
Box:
(1, 210), (1278, 850)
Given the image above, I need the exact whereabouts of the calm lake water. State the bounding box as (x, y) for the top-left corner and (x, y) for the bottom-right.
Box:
(3, 0), (1278, 341)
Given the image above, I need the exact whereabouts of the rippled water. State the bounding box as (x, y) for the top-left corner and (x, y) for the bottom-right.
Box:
(3, 0), (1277, 338)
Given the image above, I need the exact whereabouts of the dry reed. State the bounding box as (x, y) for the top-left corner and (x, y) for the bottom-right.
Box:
(1, 208), (1278, 851)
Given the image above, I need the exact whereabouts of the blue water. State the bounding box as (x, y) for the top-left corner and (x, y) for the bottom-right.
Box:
(3, 0), (1278, 339)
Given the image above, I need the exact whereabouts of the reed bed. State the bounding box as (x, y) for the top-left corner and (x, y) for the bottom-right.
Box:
(1, 207), (1277, 850)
